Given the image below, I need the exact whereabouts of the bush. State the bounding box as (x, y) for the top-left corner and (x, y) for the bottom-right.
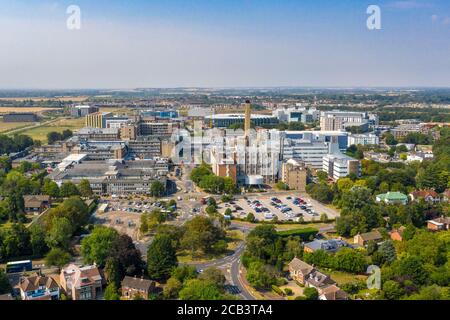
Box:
(284, 288), (293, 296)
(277, 227), (319, 241)
(271, 285), (285, 296)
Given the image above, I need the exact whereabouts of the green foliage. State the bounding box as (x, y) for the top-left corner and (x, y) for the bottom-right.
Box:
(275, 182), (289, 191)
(181, 216), (226, 255)
(303, 287), (319, 300)
(78, 179), (93, 198)
(306, 183), (334, 204)
(246, 261), (278, 290)
(190, 164), (238, 194)
(81, 226), (119, 266)
(277, 228), (318, 241)
(164, 277), (183, 299)
(382, 280), (405, 300)
(45, 248), (71, 268)
(0, 269), (12, 294)
(104, 282), (120, 300)
(147, 234), (178, 281)
(59, 181), (80, 197)
(150, 180), (166, 198)
(199, 268), (226, 288)
(178, 279), (226, 300)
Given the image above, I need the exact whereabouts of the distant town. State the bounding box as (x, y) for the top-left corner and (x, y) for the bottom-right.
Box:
(0, 87), (449, 301)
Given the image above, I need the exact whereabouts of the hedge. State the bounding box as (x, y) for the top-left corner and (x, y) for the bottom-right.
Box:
(277, 227), (319, 240)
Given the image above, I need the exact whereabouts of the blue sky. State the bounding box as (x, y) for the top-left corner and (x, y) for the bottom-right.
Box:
(0, 0), (449, 88)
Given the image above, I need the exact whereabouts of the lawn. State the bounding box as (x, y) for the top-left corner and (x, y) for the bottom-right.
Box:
(16, 117), (85, 142)
(0, 121), (37, 133)
(327, 270), (368, 286)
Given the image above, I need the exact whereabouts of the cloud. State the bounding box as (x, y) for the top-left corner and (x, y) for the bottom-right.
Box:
(387, 1), (433, 10)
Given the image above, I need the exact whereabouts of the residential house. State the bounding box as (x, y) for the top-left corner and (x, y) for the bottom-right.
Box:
(288, 257), (314, 284)
(427, 217), (450, 232)
(390, 226), (406, 242)
(303, 238), (351, 254)
(443, 189), (450, 203)
(319, 284), (349, 301)
(60, 264), (104, 300)
(121, 276), (159, 300)
(23, 195), (51, 215)
(305, 270), (336, 292)
(288, 258), (348, 299)
(19, 274), (60, 300)
(376, 192), (408, 205)
(409, 190), (440, 204)
(354, 230), (383, 247)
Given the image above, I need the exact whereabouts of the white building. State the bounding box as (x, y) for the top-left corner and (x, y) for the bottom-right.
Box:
(323, 141), (361, 180)
(348, 133), (379, 147)
(320, 110), (376, 131)
(273, 106), (319, 123)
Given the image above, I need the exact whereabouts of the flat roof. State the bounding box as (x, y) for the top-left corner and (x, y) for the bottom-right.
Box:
(205, 113), (276, 120)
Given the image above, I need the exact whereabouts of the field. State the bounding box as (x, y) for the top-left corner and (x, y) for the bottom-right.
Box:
(0, 121), (37, 133)
(0, 96), (88, 102)
(14, 117), (85, 142)
(0, 107), (61, 114)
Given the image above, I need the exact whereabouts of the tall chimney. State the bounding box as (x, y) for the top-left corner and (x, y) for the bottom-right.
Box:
(244, 100), (251, 136)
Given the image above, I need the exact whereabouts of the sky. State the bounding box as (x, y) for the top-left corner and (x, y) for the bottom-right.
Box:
(0, 0), (449, 89)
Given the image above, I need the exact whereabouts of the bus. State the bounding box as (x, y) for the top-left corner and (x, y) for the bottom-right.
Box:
(6, 260), (32, 273)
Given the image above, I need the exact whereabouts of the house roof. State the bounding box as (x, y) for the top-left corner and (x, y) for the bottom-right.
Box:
(443, 189), (450, 198)
(357, 230), (383, 242)
(428, 217), (450, 226)
(23, 195), (50, 208)
(61, 264), (103, 289)
(19, 275), (59, 292)
(306, 270), (335, 289)
(320, 285), (349, 300)
(376, 192), (408, 201)
(121, 276), (155, 291)
(288, 258), (314, 276)
(304, 239), (350, 252)
(410, 190), (438, 199)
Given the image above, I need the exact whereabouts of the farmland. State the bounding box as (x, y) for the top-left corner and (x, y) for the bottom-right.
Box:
(11, 117), (85, 142)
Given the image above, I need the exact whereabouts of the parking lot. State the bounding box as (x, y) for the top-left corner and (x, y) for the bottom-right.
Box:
(93, 210), (141, 240)
(218, 193), (339, 222)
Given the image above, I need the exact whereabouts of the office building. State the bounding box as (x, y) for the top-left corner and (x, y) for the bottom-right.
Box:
(3, 113), (38, 122)
(70, 105), (99, 118)
(85, 112), (112, 128)
(205, 113), (278, 128)
(273, 106), (319, 123)
(348, 133), (379, 147)
(323, 141), (360, 180)
(320, 110), (374, 132)
(281, 159), (308, 191)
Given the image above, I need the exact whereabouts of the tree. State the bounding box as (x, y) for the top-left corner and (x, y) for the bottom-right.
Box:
(47, 131), (63, 144)
(178, 279), (224, 300)
(0, 269), (12, 294)
(150, 181), (166, 197)
(246, 213), (256, 223)
(181, 216), (225, 255)
(81, 226), (119, 266)
(104, 283), (120, 300)
(275, 182), (289, 191)
(164, 277), (183, 299)
(171, 265), (198, 283)
(46, 217), (73, 250)
(303, 287), (319, 300)
(393, 256), (428, 286)
(246, 261), (278, 290)
(378, 240), (397, 265)
(335, 248), (367, 273)
(109, 234), (143, 276)
(382, 280), (405, 300)
(42, 179), (60, 198)
(316, 171), (328, 182)
(198, 268), (226, 289)
(45, 248), (71, 268)
(78, 179), (93, 198)
(30, 224), (48, 256)
(104, 257), (122, 287)
(384, 133), (397, 146)
(147, 234), (178, 281)
(60, 181), (80, 197)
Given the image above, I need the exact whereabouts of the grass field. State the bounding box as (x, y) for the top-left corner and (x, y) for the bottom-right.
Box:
(16, 117), (85, 142)
(327, 271), (368, 286)
(0, 96), (88, 102)
(0, 107), (61, 113)
(0, 121), (37, 133)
